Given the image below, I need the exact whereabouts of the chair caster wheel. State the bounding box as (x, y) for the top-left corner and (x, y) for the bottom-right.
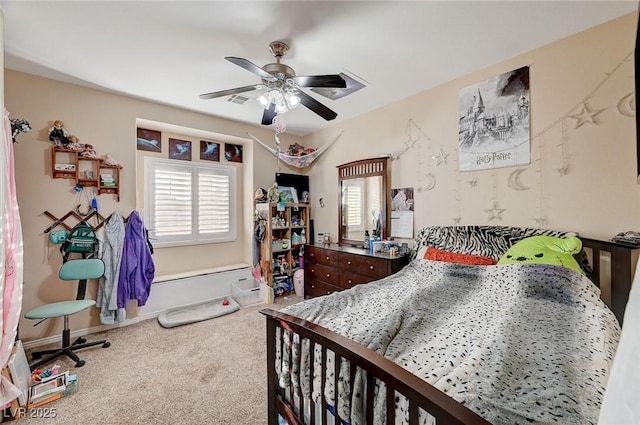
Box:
(77, 338), (87, 344)
(75, 360), (85, 368)
(102, 342), (111, 348)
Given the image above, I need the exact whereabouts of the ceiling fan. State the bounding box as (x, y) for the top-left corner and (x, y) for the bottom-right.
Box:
(199, 41), (346, 126)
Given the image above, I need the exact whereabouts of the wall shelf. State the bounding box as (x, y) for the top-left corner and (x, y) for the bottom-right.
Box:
(51, 147), (121, 201)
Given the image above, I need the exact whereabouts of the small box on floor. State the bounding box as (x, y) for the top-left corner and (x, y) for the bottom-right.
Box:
(231, 278), (262, 306)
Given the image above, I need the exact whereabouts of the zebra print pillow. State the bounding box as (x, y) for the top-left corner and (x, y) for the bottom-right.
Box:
(410, 225), (577, 261)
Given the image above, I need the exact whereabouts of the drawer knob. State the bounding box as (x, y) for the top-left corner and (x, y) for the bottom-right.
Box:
(369, 265), (374, 270)
(326, 273), (331, 278)
(311, 268), (315, 273)
(347, 261), (352, 265)
(326, 256), (330, 260)
(310, 252), (314, 257)
(348, 279), (352, 284)
(311, 285), (315, 289)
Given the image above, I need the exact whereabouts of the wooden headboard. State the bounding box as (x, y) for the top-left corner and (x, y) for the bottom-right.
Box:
(581, 237), (639, 324)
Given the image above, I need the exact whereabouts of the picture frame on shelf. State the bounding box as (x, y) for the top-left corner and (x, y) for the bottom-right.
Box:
(277, 186), (298, 203)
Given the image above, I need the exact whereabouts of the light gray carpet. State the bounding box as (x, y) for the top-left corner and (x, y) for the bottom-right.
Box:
(17, 295), (301, 424)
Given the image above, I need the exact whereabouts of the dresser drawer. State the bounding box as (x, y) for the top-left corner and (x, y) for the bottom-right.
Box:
(339, 271), (375, 290)
(305, 262), (339, 286)
(305, 246), (339, 267)
(339, 252), (389, 279)
(305, 279), (340, 298)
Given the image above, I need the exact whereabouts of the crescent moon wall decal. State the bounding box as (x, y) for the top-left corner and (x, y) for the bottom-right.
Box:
(616, 92), (635, 117)
(423, 172), (436, 191)
(507, 168), (530, 191)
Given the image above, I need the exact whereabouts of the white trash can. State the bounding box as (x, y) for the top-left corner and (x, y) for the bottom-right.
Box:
(293, 269), (304, 297)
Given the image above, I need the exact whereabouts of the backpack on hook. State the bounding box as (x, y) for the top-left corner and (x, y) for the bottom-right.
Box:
(60, 221), (97, 261)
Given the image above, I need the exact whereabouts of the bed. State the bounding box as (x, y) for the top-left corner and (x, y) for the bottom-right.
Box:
(261, 225), (635, 425)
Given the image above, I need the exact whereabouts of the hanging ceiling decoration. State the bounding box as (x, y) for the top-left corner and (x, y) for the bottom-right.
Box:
(248, 130), (343, 169)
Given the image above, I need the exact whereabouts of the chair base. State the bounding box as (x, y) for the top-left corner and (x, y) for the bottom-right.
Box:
(29, 327), (110, 371)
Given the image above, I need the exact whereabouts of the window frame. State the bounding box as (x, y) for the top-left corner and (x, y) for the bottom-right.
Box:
(144, 157), (237, 248)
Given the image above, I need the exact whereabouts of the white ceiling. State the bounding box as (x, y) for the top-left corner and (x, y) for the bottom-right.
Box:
(1, 1), (637, 136)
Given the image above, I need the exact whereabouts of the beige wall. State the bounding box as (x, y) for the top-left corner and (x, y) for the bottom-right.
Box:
(306, 13), (639, 244)
(4, 71), (281, 341)
(5, 12), (638, 342)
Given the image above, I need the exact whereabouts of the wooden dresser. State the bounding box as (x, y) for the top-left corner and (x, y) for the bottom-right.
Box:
(304, 244), (409, 298)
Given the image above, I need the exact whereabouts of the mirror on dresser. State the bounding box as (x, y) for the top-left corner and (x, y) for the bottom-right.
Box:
(337, 157), (391, 247)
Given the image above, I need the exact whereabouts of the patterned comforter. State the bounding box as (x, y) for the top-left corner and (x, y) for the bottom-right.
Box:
(277, 259), (620, 425)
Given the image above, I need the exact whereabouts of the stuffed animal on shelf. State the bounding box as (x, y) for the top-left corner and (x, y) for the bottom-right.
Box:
(102, 153), (123, 168)
(48, 120), (70, 146)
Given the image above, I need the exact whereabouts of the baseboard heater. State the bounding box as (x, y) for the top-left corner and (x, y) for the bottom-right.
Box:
(137, 263), (252, 320)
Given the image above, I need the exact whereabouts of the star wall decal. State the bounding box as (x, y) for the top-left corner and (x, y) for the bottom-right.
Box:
(432, 147), (449, 166)
(467, 177), (478, 188)
(569, 102), (605, 129)
(556, 164), (570, 176)
(452, 216), (462, 224)
(485, 201), (505, 221)
(533, 216), (546, 227)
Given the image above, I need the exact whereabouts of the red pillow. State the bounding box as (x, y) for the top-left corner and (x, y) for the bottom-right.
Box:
(423, 246), (497, 265)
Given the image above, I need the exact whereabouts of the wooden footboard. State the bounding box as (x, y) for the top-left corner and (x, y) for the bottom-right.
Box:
(261, 308), (491, 425)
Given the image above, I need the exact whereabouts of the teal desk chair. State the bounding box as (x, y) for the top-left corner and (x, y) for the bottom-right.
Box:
(25, 258), (111, 370)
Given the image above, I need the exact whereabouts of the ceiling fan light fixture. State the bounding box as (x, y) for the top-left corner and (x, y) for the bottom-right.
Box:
(258, 95), (269, 107)
(268, 89), (283, 103)
(285, 92), (300, 109)
(275, 100), (288, 114)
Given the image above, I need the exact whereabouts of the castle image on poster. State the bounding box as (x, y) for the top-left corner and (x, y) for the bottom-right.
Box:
(458, 66), (530, 171)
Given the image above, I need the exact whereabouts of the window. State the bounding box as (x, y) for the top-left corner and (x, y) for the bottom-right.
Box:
(144, 158), (236, 247)
(342, 179), (364, 231)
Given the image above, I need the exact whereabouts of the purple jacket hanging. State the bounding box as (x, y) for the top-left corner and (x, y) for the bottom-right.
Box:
(117, 211), (155, 307)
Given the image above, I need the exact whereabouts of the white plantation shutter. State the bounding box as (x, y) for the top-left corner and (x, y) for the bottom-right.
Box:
(145, 158), (236, 247)
(154, 164), (192, 237)
(197, 168), (230, 235)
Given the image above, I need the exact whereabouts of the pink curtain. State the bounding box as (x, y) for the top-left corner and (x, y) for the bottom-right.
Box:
(0, 108), (24, 405)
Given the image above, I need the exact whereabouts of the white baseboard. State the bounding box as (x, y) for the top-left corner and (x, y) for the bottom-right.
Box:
(22, 314), (152, 350)
(23, 264), (252, 350)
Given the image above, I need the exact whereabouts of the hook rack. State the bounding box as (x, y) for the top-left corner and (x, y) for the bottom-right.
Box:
(43, 209), (108, 234)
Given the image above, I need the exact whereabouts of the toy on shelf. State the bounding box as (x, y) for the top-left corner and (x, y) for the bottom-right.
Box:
(79, 143), (98, 158)
(67, 135), (84, 151)
(48, 120), (70, 147)
(102, 153), (123, 168)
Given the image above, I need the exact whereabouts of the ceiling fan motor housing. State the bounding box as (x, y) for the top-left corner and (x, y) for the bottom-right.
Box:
(263, 41), (295, 80)
(262, 62), (295, 80)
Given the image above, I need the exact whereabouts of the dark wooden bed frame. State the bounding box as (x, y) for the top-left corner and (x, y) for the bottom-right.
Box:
(261, 238), (637, 425)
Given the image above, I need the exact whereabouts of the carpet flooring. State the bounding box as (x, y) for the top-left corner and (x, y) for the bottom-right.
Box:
(15, 295), (301, 425)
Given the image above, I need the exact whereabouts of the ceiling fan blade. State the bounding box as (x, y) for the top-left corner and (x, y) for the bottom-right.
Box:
(225, 57), (275, 81)
(291, 75), (346, 88)
(199, 84), (261, 100)
(297, 91), (338, 121)
(261, 103), (277, 126)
